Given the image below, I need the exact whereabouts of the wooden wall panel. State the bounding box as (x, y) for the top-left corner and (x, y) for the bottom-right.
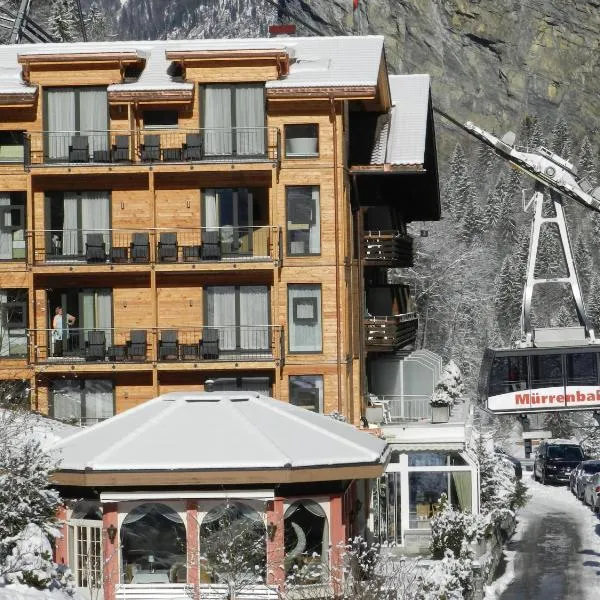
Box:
(114, 373), (154, 412)
(0, 270), (28, 287)
(111, 189), (153, 229)
(186, 64), (279, 83)
(112, 286), (154, 329)
(156, 285), (202, 328)
(29, 65), (123, 87)
(0, 106), (37, 129)
(155, 188), (200, 229)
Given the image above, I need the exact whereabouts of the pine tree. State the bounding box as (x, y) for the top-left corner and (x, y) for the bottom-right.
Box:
(587, 275), (600, 331)
(553, 305), (574, 327)
(578, 137), (597, 186)
(48, 0), (77, 42)
(519, 114), (545, 149)
(574, 234), (592, 293)
(459, 194), (483, 245)
(483, 174), (506, 231)
(494, 256), (521, 337)
(550, 116), (572, 160)
(85, 1), (108, 41)
(0, 411), (60, 572)
(443, 143), (475, 221)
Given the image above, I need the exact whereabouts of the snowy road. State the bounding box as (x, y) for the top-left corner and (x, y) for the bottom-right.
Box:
(486, 474), (600, 599)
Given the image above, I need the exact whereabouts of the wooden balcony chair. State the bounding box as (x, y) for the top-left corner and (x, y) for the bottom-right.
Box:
(86, 330), (106, 361)
(85, 233), (106, 262)
(201, 230), (221, 260)
(158, 232), (178, 262)
(140, 134), (161, 162)
(201, 327), (219, 360)
(182, 133), (203, 161)
(128, 329), (147, 361)
(68, 135), (89, 162)
(159, 329), (178, 360)
(112, 135), (131, 162)
(130, 232), (150, 263)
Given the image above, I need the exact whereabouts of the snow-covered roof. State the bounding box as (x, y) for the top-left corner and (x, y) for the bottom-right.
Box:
(370, 74), (431, 166)
(383, 423), (467, 451)
(51, 391), (388, 481)
(0, 36), (385, 97)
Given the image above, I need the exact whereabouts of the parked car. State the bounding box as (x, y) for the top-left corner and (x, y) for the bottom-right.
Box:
(495, 450), (522, 480)
(533, 439), (585, 485)
(571, 460), (600, 499)
(583, 472), (600, 512)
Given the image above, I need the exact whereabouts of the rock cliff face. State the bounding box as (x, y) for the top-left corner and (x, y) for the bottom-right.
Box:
(77, 0), (599, 154)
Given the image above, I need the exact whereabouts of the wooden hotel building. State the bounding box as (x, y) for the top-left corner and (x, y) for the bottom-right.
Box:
(0, 35), (439, 425)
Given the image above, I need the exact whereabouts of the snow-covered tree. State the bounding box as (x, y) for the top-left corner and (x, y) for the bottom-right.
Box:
(519, 114), (545, 149)
(550, 116), (572, 161)
(85, 1), (109, 41)
(0, 409), (61, 579)
(577, 136), (597, 186)
(443, 143), (475, 221)
(574, 234), (592, 292)
(494, 256), (521, 338)
(459, 194), (483, 245)
(48, 0), (78, 42)
(587, 275), (600, 331)
(543, 412), (576, 439)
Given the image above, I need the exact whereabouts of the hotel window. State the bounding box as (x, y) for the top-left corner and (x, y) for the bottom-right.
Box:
(0, 131), (24, 163)
(44, 87), (108, 161)
(286, 186), (320, 256)
(0, 192), (25, 260)
(143, 110), (178, 129)
(289, 375), (323, 412)
(288, 284), (322, 353)
(50, 379), (114, 426)
(285, 124), (319, 157)
(0, 289), (27, 358)
(202, 84), (265, 156)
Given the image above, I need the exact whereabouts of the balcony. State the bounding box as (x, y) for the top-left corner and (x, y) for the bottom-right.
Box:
(31, 226), (280, 267)
(30, 325), (282, 365)
(364, 312), (418, 351)
(25, 128), (280, 167)
(363, 231), (413, 267)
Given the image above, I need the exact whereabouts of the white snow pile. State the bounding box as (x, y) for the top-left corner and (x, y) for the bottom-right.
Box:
(432, 360), (465, 407)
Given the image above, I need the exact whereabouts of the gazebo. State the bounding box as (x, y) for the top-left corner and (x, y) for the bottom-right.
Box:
(49, 391), (389, 600)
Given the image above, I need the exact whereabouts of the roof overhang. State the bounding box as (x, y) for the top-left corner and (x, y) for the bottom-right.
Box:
(51, 462), (386, 488)
(165, 48), (291, 77)
(267, 85), (377, 101)
(349, 164), (426, 174)
(108, 87), (194, 104)
(0, 90), (37, 107)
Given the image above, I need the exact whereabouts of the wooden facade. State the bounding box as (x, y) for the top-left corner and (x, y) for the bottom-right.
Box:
(0, 41), (437, 425)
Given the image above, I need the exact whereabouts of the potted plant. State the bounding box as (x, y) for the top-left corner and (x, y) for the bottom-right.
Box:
(430, 386), (452, 423)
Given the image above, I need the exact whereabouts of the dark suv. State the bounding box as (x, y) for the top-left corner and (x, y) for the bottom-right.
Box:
(534, 439), (585, 485)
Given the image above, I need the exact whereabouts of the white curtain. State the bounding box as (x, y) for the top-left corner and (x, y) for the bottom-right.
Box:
(288, 286), (322, 352)
(80, 288), (112, 347)
(310, 187), (320, 254)
(52, 380), (81, 421)
(206, 286), (236, 350)
(96, 288), (112, 347)
(235, 85), (265, 155)
(203, 189), (219, 230)
(284, 501), (329, 564)
(62, 193), (79, 255)
(79, 88), (108, 156)
(239, 286), (268, 350)
(46, 89), (75, 160)
(84, 380), (113, 423)
(81, 191), (110, 247)
(0, 194), (11, 259)
(204, 86), (232, 155)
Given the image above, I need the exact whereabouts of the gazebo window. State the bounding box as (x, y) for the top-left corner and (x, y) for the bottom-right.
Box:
(284, 500), (328, 583)
(68, 500), (102, 590)
(200, 502), (266, 585)
(121, 503), (187, 584)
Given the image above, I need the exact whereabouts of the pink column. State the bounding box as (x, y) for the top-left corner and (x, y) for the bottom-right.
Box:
(54, 504), (68, 565)
(186, 500), (199, 591)
(266, 497), (285, 589)
(329, 494), (345, 595)
(102, 502), (119, 600)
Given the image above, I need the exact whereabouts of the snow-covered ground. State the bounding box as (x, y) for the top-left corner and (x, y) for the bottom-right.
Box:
(484, 473), (600, 599)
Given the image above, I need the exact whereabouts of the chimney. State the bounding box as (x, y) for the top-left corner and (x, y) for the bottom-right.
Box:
(268, 24), (296, 37)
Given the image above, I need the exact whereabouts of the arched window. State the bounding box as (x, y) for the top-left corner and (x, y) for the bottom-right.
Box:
(120, 503), (186, 584)
(200, 502), (266, 585)
(284, 500), (328, 582)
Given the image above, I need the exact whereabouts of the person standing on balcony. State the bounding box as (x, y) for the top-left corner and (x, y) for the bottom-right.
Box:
(52, 306), (75, 357)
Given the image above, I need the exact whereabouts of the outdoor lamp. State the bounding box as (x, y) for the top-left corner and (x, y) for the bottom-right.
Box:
(106, 524), (117, 544)
(267, 522), (277, 541)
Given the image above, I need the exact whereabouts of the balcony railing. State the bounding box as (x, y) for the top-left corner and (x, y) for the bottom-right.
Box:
(31, 226), (279, 266)
(25, 128), (280, 166)
(364, 312), (418, 350)
(363, 231), (413, 267)
(30, 325), (282, 364)
(377, 395), (432, 422)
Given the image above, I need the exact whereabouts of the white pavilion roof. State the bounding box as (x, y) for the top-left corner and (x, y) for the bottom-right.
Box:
(51, 391), (388, 475)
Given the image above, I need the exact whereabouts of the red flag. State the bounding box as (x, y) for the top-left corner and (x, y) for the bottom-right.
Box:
(353, 0), (359, 10)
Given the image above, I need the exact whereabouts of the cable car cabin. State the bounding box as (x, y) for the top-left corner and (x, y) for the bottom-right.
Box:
(479, 346), (600, 414)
